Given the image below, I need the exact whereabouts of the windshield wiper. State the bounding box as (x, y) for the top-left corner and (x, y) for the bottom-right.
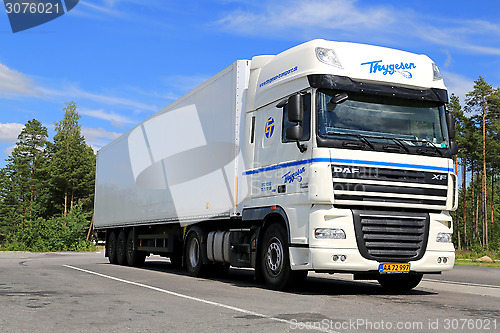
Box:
(384, 137), (410, 153)
(323, 131), (443, 156)
(355, 134), (375, 150)
(416, 140), (443, 157)
(324, 132), (375, 150)
(327, 131), (408, 153)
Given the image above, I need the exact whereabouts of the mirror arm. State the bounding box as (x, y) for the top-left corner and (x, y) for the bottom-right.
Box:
(296, 141), (307, 153)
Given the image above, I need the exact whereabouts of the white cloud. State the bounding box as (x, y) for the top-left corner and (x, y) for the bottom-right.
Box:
(442, 71), (474, 105)
(81, 108), (135, 127)
(0, 63), (157, 113)
(82, 127), (123, 151)
(73, 0), (170, 26)
(39, 85), (157, 112)
(73, 1), (129, 19)
(3, 145), (16, 156)
(442, 50), (453, 69)
(216, 0), (500, 56)
(0, 64), (41, 98)
(414, 22), (500, 56)
(0, 123), (24, 143)
(217, 0), (395, 36)
(130, 74), (210, 103)
(161, 75), (210, 95)
(82, 127), (122, 141)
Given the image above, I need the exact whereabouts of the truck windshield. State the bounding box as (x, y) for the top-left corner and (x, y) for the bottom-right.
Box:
(317, 89), (449, 151)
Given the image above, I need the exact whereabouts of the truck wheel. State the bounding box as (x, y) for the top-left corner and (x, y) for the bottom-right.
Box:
(107, 231), (118, 264)
(126, 231), (146, 267)
(377, 273), (423, 291)
(185, 232), (204, 276)
(116, 230), (127, 265)
(260, 223), (293, 290)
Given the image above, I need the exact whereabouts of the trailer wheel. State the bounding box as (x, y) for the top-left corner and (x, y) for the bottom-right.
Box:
(260, 223), (293, 290)
(116, 230), (127, 265)
(107, 231), (118, 264)
(185, 232), (203, 276)
(377, 273), (423, 291)
(126, 231), (146, 267)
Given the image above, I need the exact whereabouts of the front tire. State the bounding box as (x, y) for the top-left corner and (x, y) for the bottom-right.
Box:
(377, 273), (423, 291)
(260, 223), (294, 290)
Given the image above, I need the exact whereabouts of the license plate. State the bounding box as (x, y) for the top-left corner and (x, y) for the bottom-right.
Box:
(379, 263), (410, 273)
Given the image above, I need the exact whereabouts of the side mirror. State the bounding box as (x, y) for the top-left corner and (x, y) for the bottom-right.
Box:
(446, 112), (456, 140)
(279, 93), (307, 153)
(286, 125), (302, 141)
(288, 94), (303, 123)
(449, 141), (459, 155)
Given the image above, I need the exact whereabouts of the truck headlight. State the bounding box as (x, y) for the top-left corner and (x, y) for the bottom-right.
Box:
(315, 228), (346, 239)
(432, 63), (442, 80)
(436, 232), (452, 243)
(316, 47), (343, 68)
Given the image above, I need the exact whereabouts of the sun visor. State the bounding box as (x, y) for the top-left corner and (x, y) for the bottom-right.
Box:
(308, 74), (448, 103)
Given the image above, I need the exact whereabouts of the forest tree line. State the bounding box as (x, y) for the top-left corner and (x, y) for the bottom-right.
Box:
(0, 76), (500, 253)
(449, 77), (500, 252)
(0, 102), (96, 251)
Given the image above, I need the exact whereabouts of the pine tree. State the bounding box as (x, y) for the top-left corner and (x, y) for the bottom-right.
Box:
(49, 102), (96, 217)
(448, 94), (465, 249)
(465, 77), (493, 249)
(0, 119), (49, 239)
(0, 105), (97, 250)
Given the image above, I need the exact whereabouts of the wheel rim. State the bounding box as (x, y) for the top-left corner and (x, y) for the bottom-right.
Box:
(266, 237), (283, 276)
(117, 237), (124, 257)
(188, 236), (200, 269)
(109, 236), (116, 257)
(127, 236), (134, 259)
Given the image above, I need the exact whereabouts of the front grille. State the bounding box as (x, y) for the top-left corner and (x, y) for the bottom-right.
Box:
(332, 164), (449, 208)
(352, 209), (429, 262)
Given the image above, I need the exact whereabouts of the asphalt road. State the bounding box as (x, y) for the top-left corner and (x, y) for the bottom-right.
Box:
(0, 252), (498, 333)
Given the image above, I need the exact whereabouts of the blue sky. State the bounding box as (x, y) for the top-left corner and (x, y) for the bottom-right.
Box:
(0, 0), (499, 167)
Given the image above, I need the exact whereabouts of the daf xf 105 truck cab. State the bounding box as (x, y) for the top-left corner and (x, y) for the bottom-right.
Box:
(94, 39), (458, 291)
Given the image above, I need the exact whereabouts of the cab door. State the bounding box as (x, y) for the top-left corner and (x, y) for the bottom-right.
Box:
(251, 93), (312, 199)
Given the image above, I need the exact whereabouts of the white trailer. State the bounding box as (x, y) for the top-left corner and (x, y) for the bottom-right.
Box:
(94, 40), (458, 290)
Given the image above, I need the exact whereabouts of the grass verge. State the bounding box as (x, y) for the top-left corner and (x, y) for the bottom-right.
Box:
(454, 259), (500, 268)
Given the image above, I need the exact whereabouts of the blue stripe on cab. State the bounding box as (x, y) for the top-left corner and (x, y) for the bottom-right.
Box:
(243, 158), (451, 175)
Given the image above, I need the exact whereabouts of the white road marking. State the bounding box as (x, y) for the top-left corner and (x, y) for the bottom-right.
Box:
(308, 272), (500, 298)
(420, 278), (500, 297)
(63, 265), (338, 333)
(423, 278), (500, 289)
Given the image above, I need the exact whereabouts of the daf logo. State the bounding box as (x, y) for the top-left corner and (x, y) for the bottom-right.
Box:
(334, 166), (360, 174)
(432, 174), (447, 181)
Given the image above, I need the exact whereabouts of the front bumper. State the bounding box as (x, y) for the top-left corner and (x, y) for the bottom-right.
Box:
(289, 205), (455, 273)
(308, 247), (454, 273)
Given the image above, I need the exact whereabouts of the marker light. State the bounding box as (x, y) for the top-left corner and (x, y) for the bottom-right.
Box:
(315, 228), (346, 239)
(437, 257), (449, 264)
(316, 47), (343, 68)
(436, 232), (452, 243)
(432, 63), (442, 81)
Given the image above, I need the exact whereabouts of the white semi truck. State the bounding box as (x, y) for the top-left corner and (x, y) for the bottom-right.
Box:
(94, 39), (458, 291)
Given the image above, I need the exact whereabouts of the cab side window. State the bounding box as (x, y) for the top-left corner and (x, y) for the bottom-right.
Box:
(282, 94), (311, 142)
